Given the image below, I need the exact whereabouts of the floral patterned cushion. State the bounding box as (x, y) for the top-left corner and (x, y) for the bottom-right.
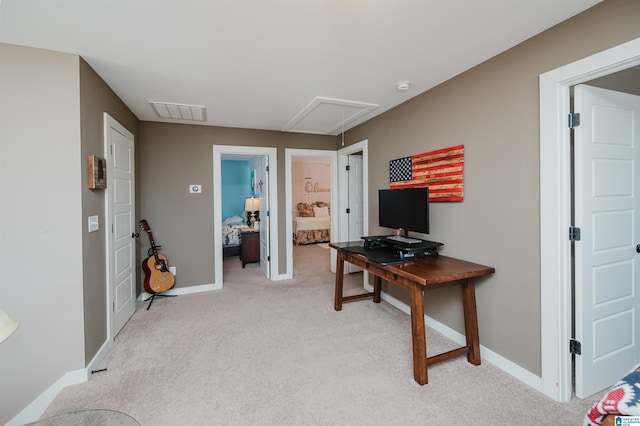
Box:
(297, 201), (330, 217)
(297, 203), (315, 217)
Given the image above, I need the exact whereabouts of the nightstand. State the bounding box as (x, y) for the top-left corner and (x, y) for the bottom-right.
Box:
(240, 230), (260, 268)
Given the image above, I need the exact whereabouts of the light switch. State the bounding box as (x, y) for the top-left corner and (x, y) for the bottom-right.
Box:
(88, 215), (99, 232)
(189, 184), (202, 194)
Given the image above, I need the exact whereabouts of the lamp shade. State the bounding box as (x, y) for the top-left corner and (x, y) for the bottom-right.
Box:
(244, 197), (260, 212)
(0, 309), (19, 343)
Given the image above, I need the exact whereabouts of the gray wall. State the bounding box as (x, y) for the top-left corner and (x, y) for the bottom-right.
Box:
(138, 122), (336, 288)
(79, 59), (139, 362)
(0, 43), (85, 423)
(2, 0), (640, 423)
(344, 0), (640, 375)
(0, 45), (138, 424)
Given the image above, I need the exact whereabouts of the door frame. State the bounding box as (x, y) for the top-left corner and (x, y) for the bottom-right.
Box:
(539, 37), (640, 402)
(213, 145), (279, 287)
(338, 140), (369, 280)
(103, 113), (136, 342)
(284, 149), (338, 277)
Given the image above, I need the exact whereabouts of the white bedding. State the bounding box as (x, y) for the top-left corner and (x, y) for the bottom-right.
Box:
(293, 216), (331, 232)
(222, 215), (247, 246)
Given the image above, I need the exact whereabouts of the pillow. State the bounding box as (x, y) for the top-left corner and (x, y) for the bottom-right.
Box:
(313, 206), (329, 217)
(297, 203), (314, 217)
(223, 215), (244, 225)
(312, 201), (330, 215)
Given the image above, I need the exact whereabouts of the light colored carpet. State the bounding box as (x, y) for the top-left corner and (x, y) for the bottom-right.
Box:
(41, 245), (602, 425)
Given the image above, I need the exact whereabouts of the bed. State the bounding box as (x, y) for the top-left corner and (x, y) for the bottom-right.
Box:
(222, 215), (247, 257)
(293, 201), (330, 245)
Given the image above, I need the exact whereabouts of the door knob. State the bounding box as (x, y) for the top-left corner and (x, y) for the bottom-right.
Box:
(132, 232), (140, 238)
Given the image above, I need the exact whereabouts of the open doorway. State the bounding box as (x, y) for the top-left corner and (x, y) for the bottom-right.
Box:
(285, 149), (338, 278)
(540, 38), (640, 402)
(213, 145), (278, 288)
(219, 154), (264, 275)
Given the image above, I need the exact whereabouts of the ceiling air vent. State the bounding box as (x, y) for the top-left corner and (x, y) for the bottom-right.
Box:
(149, 101), (206, 121)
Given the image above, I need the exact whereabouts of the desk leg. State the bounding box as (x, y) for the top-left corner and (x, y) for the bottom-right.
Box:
(409, 283), (428, 385)
(462, 278), (481, 365)
(373, 275), (382, 303)
(334, 253), (345, 311)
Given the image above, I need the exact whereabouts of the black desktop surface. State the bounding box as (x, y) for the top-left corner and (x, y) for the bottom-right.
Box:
(342, 245), (404, 265)
(345, 236), (444, 264)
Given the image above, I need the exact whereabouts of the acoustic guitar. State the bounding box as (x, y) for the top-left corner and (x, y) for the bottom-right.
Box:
(140, 219), (175, 294)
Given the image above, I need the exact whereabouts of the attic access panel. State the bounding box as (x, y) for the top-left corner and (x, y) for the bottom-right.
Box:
(283, 97), (378, 135)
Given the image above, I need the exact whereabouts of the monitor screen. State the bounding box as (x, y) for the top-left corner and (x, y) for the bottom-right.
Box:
(379, 188), (429, 235)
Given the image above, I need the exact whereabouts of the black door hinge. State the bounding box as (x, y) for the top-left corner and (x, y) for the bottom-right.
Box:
(569, 226), (581, 241)
(346, 165), (350, 171)
(570, 339), (582, 355)
(346, 208), (350, 214)
(568, 113), (581, 128)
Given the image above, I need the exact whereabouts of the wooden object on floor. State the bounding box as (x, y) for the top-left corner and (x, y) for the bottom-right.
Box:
(240, 230), (260, 268)
(330, 241), (495, 386)
(223, 245), (240, 258)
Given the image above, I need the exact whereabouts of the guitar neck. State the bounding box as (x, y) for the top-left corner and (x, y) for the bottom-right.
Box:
(140, 220), (161, 258)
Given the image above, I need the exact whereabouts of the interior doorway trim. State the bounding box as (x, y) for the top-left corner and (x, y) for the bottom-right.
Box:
(337, 140), (369, 280)
(539, 37), (640, 402)
(284, 149), (338, 278)
(338, 140), (369, 244)
(212, 145), (279, 287)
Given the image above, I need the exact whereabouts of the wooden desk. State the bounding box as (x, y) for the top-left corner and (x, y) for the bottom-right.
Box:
(330, 241), (495, 385)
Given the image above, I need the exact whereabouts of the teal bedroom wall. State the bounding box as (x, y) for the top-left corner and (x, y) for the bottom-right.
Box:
(221, 159), (251, 219)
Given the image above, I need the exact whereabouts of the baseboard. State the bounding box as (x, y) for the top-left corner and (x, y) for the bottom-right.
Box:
(138, 283), (218, 301)
(271, 272), (292, 281)
(6, 339), (112, 426)
(364, 283), (549, 398)
(137, 274), (294, 301)
(6, 369), (87, 426)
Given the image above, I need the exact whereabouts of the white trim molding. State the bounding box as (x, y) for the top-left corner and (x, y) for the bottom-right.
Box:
(539, 37), (640, 402)
(212, 145), (279, 286)
(285, 149), (338, 278)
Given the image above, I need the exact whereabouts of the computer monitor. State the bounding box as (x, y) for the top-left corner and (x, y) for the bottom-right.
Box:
(378, 187), (429, 236)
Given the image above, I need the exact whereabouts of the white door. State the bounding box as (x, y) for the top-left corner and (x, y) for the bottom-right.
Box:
(347, 154), (364, 273)
(574, 85), (640, 398)
(259, 156), (270, 279)
(105, 114), (136, 338)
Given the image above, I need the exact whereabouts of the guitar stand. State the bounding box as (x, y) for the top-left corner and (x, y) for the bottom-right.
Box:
(144, 292), (177, 310)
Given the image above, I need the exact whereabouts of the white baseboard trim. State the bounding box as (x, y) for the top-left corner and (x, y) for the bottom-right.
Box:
(7, 339), (112, 426)
(6, 369), (87, 426)
(137, 272), (293, 301)
(271, 272), (292, 281)
(138, 283), (218, 301)
(364, 283), (549, 398)
(87, 338), (110, 375)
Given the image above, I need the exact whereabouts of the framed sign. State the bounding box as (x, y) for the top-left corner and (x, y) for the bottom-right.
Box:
(88, 155), (107, 189)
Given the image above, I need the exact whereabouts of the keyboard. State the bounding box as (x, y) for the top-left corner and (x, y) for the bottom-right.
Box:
(386, 235), (422, 244)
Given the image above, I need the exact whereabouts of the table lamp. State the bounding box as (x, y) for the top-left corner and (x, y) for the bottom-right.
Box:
(244, 197), (260, 228)
(0, 309), (20, 343)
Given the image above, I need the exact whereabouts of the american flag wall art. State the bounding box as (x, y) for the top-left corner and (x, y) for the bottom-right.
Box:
(389, 144), (464, 202)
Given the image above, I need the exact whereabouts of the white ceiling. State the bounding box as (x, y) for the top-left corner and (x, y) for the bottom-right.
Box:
(0, 0), (602, 136)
